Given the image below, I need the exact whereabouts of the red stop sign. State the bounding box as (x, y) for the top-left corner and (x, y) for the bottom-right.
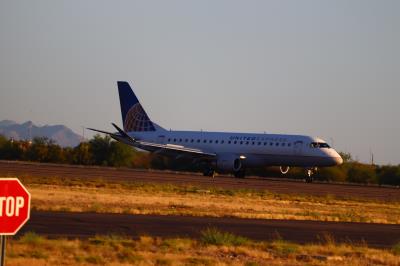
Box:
(0, 178), (31, 235)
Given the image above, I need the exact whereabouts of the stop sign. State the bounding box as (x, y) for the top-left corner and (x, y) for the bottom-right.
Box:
(0, 178), (31, 235)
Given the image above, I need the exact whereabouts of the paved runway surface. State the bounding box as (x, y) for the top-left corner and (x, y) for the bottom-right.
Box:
(1, 160), (399, 201)
(20, 211), (400, 248)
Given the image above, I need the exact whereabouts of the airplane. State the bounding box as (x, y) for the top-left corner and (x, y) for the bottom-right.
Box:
(88, 81), (343, 182)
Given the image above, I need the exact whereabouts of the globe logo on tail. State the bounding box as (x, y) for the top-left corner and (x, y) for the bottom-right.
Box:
(124, 103), (155, 132)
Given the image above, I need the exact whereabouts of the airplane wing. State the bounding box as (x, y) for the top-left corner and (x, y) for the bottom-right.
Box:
(135, 140), (216, 159)
(87, 124), (216, 161)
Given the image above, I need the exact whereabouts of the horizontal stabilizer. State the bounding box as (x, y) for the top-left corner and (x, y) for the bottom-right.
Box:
(87, 125), (136, 146)
(112, 123), (134, 141)
(86, 128), (115, 136)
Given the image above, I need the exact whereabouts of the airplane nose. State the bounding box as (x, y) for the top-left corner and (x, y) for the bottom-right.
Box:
(325, 150), (343, 166)
(333, 156), (343, 165)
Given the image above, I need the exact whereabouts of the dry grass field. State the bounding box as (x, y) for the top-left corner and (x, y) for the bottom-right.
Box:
(17, 175), (400, 224)
(2, 175), (400, 265)
(5, 231), (400, 266)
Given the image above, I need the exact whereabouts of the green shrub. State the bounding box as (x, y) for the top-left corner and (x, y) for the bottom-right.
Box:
(392, 242), (400, 255)
(377, 165), (400, 186)
(317, 166), (347, 182)
(269, 239), (299, 256)
(20, 231), (44, 245)
(347, 163), (378, 184)
(200, 227), (249, 246)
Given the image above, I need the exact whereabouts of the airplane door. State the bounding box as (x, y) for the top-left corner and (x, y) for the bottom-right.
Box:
(293, 140), (303, 155)
(157, 135), (166, 144)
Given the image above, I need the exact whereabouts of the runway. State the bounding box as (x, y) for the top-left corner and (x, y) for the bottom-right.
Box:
(20, 211), (400, 248)
(1, 160), (399, 201)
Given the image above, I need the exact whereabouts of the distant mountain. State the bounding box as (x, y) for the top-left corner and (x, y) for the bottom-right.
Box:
(0, 120), (82, 147)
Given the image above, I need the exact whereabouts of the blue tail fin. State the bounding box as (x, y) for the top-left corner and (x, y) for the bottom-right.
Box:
(117, 81), (156, 132)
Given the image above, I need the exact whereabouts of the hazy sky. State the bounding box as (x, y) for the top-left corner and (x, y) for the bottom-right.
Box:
(0, 1), (399, 164)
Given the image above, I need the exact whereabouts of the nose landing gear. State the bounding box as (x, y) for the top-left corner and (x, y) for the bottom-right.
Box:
(305, 167), (318, 183)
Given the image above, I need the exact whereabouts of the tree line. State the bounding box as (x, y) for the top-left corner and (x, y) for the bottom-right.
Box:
(0, 134), (399, 186)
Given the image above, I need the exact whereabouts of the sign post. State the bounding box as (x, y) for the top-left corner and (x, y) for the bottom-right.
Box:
(0, 178), (31, 266)
(0, 236), (5, 266)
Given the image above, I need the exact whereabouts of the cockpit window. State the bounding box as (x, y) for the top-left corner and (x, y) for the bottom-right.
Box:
(310, 142), (330, 149)
(319, 143), (330, 148)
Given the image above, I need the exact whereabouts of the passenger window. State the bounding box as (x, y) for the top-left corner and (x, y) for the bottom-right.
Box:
(282, 143), (285, 146)
(233, 141), (237, 144)
(258, 142), (261, 145)
(240, 141), (243, 145)
(246, 141), (249, 145)
(221, 140), (224, 144)
(270, 142), (273, 146)
(185, 139), (188, 142)
(168, 138), (171, 142)
(179, 139), (182, 142)
(215, 140), (219, 144)
(173, 139), (177, 142)
(263, 142), (267, 145)
(197, 139), (200, 143)
(191, 139), (194, 143)
(203, 140), (207, 143)
(288, 143), (291, 147)
(276, 143), (279, 146)
(209, 140), (213, 143)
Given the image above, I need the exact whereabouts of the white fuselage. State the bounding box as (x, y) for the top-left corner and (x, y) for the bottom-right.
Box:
(129, 130), (343, 168)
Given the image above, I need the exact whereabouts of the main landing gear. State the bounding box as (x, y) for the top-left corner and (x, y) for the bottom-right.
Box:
(203, 168), (216, 178)
(234, 169), (246, 178)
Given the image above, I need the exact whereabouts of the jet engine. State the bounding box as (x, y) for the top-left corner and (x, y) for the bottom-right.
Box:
(217, 155), (244, 172)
